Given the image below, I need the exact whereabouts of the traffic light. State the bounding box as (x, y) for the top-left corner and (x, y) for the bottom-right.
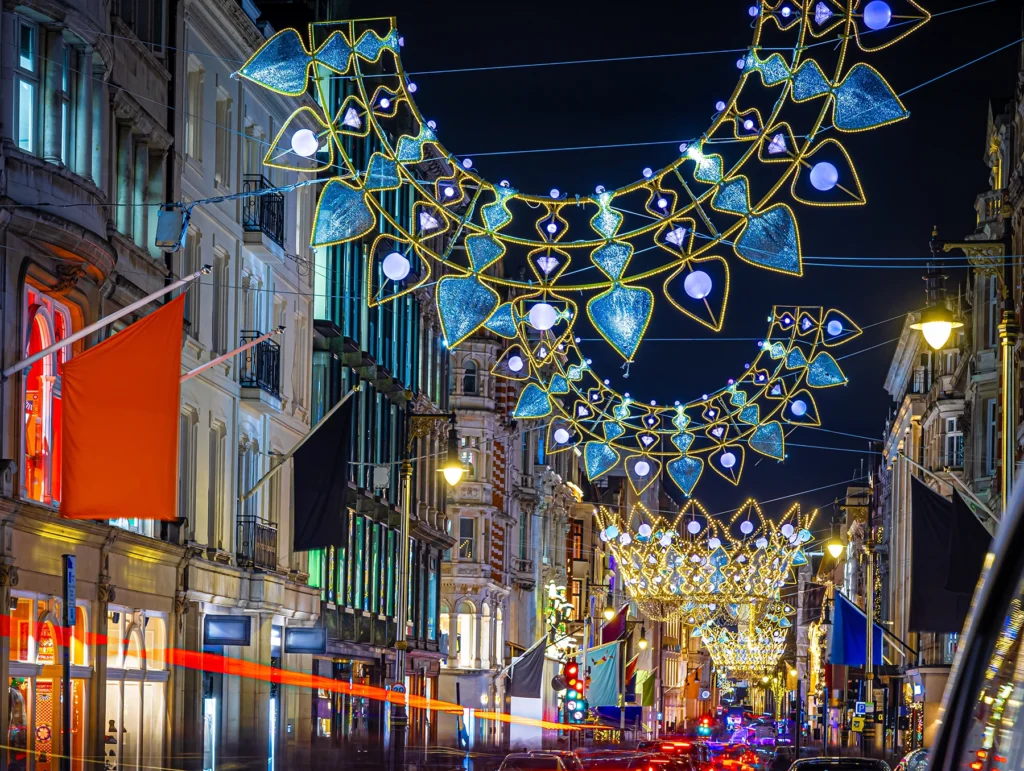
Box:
(563, 661), (588, 724)
(697, 715), (712, 737)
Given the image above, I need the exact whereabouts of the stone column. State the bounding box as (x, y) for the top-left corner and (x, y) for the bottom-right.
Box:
(91, 70), (106, 192)
(175, 599), (203, 771)
(115, 124), (133, 236)
(237, 613), (272, 761)
(75, 46), (93, 180)
(132, 138), (149, 249)
(474, 608), (483, 669)
(43, 28), (64, 163)
(0, 14), (16, 145)
(89, 576), (113, 771)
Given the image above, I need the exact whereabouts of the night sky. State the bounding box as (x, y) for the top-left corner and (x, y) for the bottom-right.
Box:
(336, 0), (1022, 521)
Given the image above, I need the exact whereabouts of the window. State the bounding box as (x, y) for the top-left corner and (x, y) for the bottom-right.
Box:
(242, 123), (265, 177)
(15, 18), (38, 154)
(60, 44), (71, 165)
(456, 601), (475, 668)
(571, 519), (583, 560)
(118, 0), (165, 52)
(945, 416), (964, 468)
(178, 408), (198, 532)
(182, 228), (202, 339)
(208, 422), (226, 549)
(214, 88), (232, 188)
(239, 436), (259, 520)
(460, 449), (476, 481)
(185, 59), (204, 162)
(23, 288), (73, 505)
(987, 276), (999, 349)
(519, 513), (529, 559)
(462, 360), (477, 394)
(458, 517), (475, 561)
(985, 398), (997, 476)
(571, 579), (583, 621)
(267, 453), (282, 526)
(212, 250), (229, 353)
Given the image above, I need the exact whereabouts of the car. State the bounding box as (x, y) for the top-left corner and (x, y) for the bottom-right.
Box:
(787, 759), (890, 771)
(532, 751), (584, 771)
(893, 750), (927, 771)
(581, 752), (656, 771)
(926, 486), (1024, 771)
(500, 753), (568, 771)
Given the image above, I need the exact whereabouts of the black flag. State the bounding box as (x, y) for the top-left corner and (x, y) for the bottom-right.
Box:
(293, 398), (353, 551)
(508, 639), (547, 699)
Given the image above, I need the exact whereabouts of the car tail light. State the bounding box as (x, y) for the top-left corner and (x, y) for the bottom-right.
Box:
(970, 763), (983, 770)
(978, 752), (989, 760)
(994, 758), (1007, 764)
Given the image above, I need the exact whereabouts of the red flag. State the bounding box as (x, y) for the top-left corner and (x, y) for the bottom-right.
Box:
(61, 296), (184, 520)
(601, 604), (629, 644)
(625, 653), (640, 683)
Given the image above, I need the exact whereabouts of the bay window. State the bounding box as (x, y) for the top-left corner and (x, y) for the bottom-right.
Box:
(15, 18), (39, 154)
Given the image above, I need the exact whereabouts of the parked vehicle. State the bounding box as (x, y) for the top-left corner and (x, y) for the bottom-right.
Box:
(892, 749), (927, 771)
(788, 760), (890, 771)
(500, 754), (568, 771)
(532, 751), (584, 771)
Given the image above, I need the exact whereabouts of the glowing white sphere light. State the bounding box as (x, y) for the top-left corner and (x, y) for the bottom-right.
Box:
(554, 428), (571, 444)
(740, 520), (754, 535)
(687, 520), (701, 534)
(810, 161), (839, 191)
(382, 251), (411, 281)
(781, 523), (795, 538)
(508, 355), (524, 372)
(634, 460), (651, 477)
(529, 303), (558, 331)
(709, 537), (722, 550)
(290, 129), (319, 157)
(684, 270), (713, 300)
(638, 523), (653, 538)
(827, 319), (844, 336)
(791, 399), (808, 417)
(720, 452), (737, 469)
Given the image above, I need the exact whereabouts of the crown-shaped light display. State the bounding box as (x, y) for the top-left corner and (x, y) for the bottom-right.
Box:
(697, 599), (793, 681)
(594, 500), (814, 621)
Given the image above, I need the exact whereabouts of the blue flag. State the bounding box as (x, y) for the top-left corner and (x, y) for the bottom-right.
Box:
(580, 641), (622, 707)
(829, 591), (884, 666)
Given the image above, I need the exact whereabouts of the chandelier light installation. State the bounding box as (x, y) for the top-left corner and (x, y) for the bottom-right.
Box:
(594, 499), (815, 622)
(236, 3), (926, 497)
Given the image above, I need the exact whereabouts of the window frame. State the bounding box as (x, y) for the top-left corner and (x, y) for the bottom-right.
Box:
(458, 517), (475, 561)
(185, 57), (204, 163)
(214, 87), (233, 189)
(14, 16), (40, 155)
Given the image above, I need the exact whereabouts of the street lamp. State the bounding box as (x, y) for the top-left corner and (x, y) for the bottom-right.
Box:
(440, 416), (465, 486)
(603, 592), (616, 621)
(638, 625), (649, 650)
(826, 538), (844, 559)
(394, 411), (462, 737)
(909, 264), (962, 351)
(914, 225), (1015, 511)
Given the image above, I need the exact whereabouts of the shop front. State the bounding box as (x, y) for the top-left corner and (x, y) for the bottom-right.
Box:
(311, 657), (387, 743)
(7, 594), (90, 771)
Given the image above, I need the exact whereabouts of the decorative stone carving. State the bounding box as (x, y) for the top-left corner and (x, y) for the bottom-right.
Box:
(52, 264), (86, 296)
(0, 563), (20, 588)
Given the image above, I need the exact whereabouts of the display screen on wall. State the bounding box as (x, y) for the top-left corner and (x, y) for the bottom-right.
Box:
(204, 615), (251, 646)
(283, 627), (327, 654)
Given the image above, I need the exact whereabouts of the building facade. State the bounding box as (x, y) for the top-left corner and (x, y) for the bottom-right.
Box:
(0, 1), (325, 770)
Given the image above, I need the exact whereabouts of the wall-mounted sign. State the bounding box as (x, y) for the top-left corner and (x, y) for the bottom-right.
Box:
(283, 627), (327, 654)
(204, 615), (251, 647)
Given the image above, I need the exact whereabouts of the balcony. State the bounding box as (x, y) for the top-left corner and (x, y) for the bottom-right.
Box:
(512, 557), (536, 590)
(237, 515), (278, 571)
(242, 174), (286, 253)
(239, 330), (282, 412)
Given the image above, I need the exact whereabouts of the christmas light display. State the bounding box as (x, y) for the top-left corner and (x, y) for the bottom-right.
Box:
(235, 1), (926, 496)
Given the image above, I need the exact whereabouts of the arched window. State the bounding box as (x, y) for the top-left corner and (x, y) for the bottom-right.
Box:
(480, 602), (491, 670)
(496, 606), (504, 668)
(439, 604), (451, 667)
(23, 288), (73, 505)
(457, 600), (475, 668)
(462, 360), (478, 394)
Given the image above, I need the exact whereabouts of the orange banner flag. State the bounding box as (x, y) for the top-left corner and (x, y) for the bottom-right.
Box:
(61, 295), (184, 520)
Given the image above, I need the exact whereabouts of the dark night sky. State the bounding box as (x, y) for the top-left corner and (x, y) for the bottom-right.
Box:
(340, 0), (1022, 519)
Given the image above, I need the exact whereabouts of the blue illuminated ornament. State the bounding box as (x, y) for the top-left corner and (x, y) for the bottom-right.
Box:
(827, 319), (843, 336)
(810, 162), (839, 191)
(863, 1), (892, 29)
(684, 271), (713, 300)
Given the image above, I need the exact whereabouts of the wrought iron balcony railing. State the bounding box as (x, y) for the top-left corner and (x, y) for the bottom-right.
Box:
(238, 330), (281, 397)
(242, 174), (285, 248)
(237, 515), (278, 571)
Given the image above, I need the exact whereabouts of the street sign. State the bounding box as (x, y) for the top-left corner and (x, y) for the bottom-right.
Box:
(854, 701), (866, 716)
(851, 716), (865, 732)
(865, 701), (875, 713)
(63, 555), (76, 627)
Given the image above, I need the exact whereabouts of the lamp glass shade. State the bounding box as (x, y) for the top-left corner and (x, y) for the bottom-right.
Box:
(603, 605), (615, 621)
(910, 306), (963, 351)
(442, 465), (464, 487)
(638, 637), (648, 650)
(827, 540), (845, 559)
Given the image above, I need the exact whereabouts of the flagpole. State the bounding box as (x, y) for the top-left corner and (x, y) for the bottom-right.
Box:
(240, 384), (361, 502)
(2, 267), (210, 380)
(180, 327), (284, 383)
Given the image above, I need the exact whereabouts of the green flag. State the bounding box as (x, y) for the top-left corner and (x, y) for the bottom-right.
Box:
(637, 669), (657, 707)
